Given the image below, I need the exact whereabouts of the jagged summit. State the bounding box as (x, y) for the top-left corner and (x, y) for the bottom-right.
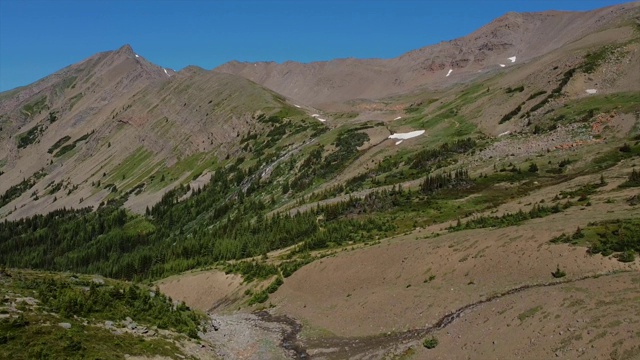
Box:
(114, 43), (136, 57)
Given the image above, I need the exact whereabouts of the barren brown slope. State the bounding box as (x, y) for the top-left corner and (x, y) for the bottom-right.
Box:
(0, 45), (312, 220)
(0, 44), (166, 194)
(215, 2), (640, 108)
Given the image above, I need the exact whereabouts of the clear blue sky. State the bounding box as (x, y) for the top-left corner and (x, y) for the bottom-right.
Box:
(0, 0), (633, 91)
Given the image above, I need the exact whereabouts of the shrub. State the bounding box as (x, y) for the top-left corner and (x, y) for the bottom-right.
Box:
(617, 250), (635, 263)
(551, 265), (566, 278)
(248, 290), (269, 305)
(619, 143), (632, 153)
(423, 336), (439, 349)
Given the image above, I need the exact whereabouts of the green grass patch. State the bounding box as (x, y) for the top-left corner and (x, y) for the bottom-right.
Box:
(68, 92), (84, 110)
(557, 92), (640, 119)
(106, 147), (154, 186)
(21, 96), (48, 117)
(591, 141), (640, 171)
(123, 217), (156, 236)
(518, 306), (542, 322)
(580, 45), (617, 74)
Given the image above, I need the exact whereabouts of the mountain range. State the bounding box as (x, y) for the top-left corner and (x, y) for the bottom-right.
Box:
(1, 2), (640, 359)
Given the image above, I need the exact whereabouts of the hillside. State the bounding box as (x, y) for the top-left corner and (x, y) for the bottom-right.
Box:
(1, 2), (640, 359)
(215, 2), (640, 108)
(0, 45), (322, 220)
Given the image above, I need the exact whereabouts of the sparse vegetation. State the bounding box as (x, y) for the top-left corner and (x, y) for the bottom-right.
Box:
(499, 102), (524, 124)
(518, 306), (542, 321)
(47, 135), (71, 154)
(53, 131), (94, 157)
(16, 124), (46, 149)
(619, 168), (640, 188)
(0, 169), (47, 208)
(21, 96), (48, 117)
(449, 203), (566, 231)
(580, 45), (616, 74)
(550, 219), (640, 261)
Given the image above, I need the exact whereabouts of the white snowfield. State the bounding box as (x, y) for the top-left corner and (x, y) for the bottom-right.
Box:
(294, 104), (301, 108)
(394, 116), (402, 120)
(310, 114), (326, 122)
(388, 130), (425, 142)
(395, 140), (403, 145)
(498, 130), (511, 137)
(135, 54), (140, 58)
(163, 68), (169, 76)
(499, 64), (506, 67)
(508, 56), (517, 63)
(586, 89), (598, 94)
(446, 69), (453, 77)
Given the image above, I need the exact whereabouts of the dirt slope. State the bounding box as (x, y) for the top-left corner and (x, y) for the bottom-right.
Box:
(215, 2), (640, 108)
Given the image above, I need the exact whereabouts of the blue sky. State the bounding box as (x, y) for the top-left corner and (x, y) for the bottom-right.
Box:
(0, 0), (632, 91)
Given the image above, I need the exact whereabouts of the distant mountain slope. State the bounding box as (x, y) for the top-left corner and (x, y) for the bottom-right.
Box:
(215, 2), (640, 107)
(0, 45), (314, 219)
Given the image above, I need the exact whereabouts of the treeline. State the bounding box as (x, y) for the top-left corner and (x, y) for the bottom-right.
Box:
(449, 202), (567, 231)
(289, 129), (369, 193)
(340, 137), (477, 191)
(318, 186), (408, 221)
(411, 138), (477, 171)
(0, 157), (393, 280)
(421, 169), (471, 194)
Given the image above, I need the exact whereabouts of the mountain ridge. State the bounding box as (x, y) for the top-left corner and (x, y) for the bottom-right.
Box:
(215, 2), (640, 107)
(1, 3), (640, 359)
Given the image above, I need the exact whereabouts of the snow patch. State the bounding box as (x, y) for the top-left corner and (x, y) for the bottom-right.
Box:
(394, 116), (402, 120)
(498, 130), (511, 137)
(294, 104), (301, 108)
(586, 89), (597, 94)
(499, 64), (506, 67)
(395, 140), (404, 145)
(388, 130), (425, 140)
(163, 68), (169, 76)
(446, 69), (453, 77)
(508, 56), (516, 63)
(135, 54), (139, 58)
(311, 114), (320, 118)
(317, 118), (327, 122)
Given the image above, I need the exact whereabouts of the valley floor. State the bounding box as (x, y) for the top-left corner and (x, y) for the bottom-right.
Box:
(159, 168), (640, 359)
